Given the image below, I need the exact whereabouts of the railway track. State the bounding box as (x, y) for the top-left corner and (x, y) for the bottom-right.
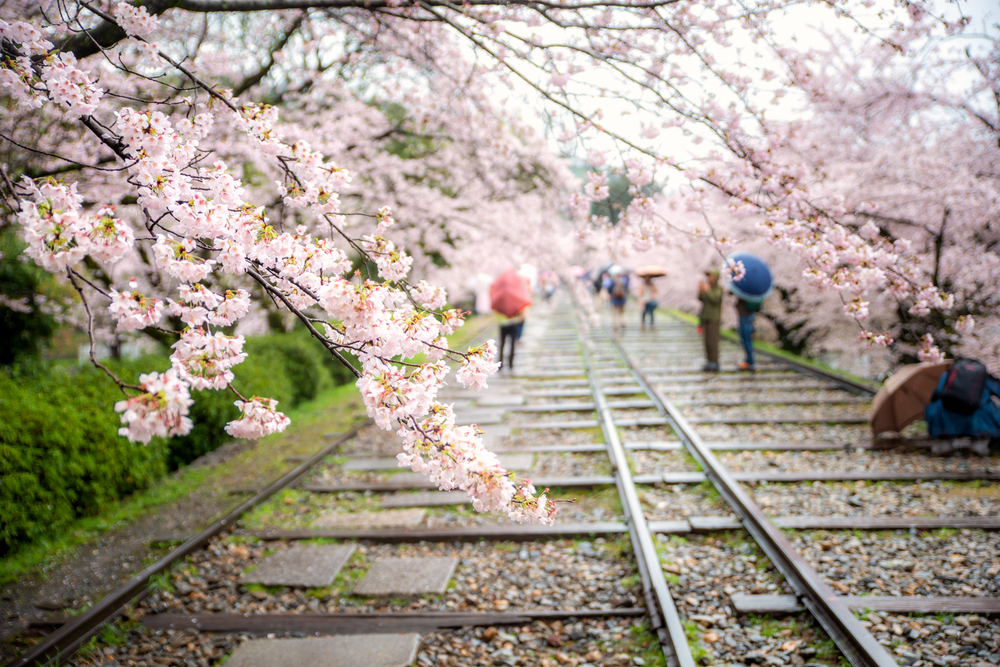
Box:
(6, 296), (999, 667)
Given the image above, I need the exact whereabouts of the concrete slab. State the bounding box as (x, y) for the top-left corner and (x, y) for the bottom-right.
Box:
(479, 425), (512, 439)
(381, 491), (468, 508)
(454, 410), (505, 426)
(354, 557), (458, 597)
(224, 635), (419, 667)
(343, 457), (401, 471)
(476, 393), (525, 407)
(384, 472), (429, 485)
(497, 452), (534, 472)
(313, 509), (425, 529)
(240, 544), (355, 588)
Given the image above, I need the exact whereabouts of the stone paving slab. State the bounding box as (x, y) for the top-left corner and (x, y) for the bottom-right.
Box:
(380, 491), (468, 508)
(479, 425), (512, 439)
(343, 457), (406, 471)
(496, 452), (534, 471)
(313, 508), (426, 529)
(354, 557), (458, 597)
(476, 393), (525, 407)
(224, 634), (419, 667)
(240, 544), (355, 588)
(454, 409), (505, 426)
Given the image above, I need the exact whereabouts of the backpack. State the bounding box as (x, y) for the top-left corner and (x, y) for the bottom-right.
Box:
(611, 276), (627, 299)
(939, 359), (989, 415)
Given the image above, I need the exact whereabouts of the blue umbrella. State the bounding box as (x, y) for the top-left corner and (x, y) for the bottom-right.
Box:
(725, 252), (773, 303)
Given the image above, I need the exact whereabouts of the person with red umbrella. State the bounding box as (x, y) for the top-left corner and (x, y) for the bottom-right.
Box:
(490, 269), (532, 372)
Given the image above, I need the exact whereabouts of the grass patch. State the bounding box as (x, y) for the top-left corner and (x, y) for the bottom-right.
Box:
(623, 621), (668, 667)
(683, 620), (712, 663)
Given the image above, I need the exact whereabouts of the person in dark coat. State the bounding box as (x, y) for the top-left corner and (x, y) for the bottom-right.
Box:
(697, 269), (723, 371)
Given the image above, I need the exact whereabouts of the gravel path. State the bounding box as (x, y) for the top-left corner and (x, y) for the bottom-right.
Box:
(639, 486), (736, 520)
(720, 449), (998, 475)
(752, 480), (1000, 517)
(416, 618), (655, 667)
(790, 529), (1000, 597)
(139, 536), (639, 616)
(858, 612), (999, 667)
(693, 422), (874, 446)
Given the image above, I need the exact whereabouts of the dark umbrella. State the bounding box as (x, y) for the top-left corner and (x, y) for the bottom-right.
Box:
(592, 262), (615, 291)
(725, 252), (773, 303)
(489, 269), (532, 318)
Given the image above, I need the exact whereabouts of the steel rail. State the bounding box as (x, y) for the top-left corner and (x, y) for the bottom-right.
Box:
(602, 328), (898, 667)
(575, 319), (695, 667)
(8, 418), (372, 667)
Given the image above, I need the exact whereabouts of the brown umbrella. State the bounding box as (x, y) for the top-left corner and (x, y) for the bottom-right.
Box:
(869, 361), (953, 435)
(635, 264), (668, 278)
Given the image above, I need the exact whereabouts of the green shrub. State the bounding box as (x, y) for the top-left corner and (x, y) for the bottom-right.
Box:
(0, 331), (358, 553)
(245, 331), (332, 406)
(0, 363), (167, 554)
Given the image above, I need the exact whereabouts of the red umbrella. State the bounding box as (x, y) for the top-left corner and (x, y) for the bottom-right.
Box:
(490, 269), (532, 318)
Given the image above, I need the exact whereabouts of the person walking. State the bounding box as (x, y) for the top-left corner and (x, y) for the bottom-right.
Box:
(735, 297), (757, 371)
(608, 272), (629, 330)
(640, 277), (658, 328)
(498, 307), (527, 372)
(697, 268), (723, 371)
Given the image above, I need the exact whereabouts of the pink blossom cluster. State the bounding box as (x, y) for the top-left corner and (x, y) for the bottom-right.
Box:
(114, 369), (194, 444)
(225, 398), (291, 439)
(113, 2), (159, 38)
(396, 404), (555, 523)
(18, 180), (133, 272)
(0, 19), (101, 117)
(170, 329), (248, 390)
(109, 280), (164, 332)
(456, 341), (500, 391)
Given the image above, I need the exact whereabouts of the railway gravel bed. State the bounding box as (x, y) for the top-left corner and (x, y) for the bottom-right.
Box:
(628, 450), (704, 475)
(655, 534), (839, 666)
(638, 486), (736, 520)
(719, 449), (998, 475)
(138, 536), (639, 617)
(854, 612), (999, 667)
(415, 617), (653, 667)
(70, 616), (656, 667)
(692, 422), (874, 446)
(789, 529), (1000, 597)
(752, 480), (1000, 518)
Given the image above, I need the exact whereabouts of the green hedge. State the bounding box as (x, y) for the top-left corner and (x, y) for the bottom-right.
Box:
(0, 332), (349, 554)
(0, 362), (167, 554)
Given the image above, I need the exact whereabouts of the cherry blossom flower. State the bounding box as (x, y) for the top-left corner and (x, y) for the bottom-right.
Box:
(456, 340), (500, 391)
(113, 2), (159, 37)
(109, 280), (164, 331)
(115, 369), (194, 444)
(225, 397), (290, 438)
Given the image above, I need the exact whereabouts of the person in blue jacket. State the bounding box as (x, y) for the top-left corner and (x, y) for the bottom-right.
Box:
(924, 372), (1000, 452)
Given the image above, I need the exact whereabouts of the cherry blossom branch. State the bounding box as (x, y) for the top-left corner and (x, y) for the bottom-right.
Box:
(245, 265), (362, 379)
(66, 270), (140, 394)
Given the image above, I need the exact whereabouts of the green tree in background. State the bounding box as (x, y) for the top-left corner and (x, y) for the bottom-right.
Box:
(0, 228), (58, 365)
